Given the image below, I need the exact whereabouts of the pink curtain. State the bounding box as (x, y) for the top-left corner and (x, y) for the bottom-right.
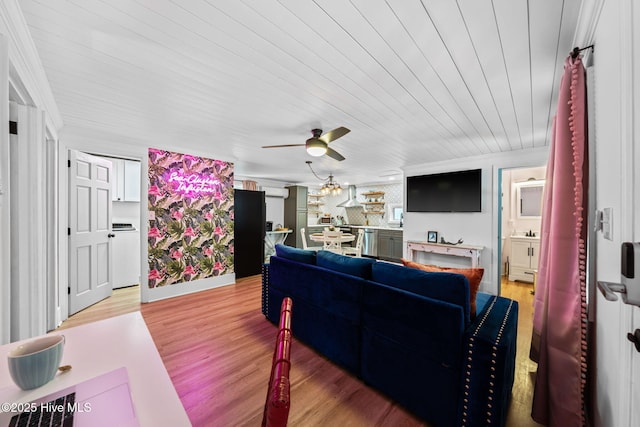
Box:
(530, 54), (588, 426)
(243, 180), (258, 191)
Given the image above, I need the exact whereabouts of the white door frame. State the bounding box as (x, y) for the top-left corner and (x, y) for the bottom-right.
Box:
(0, 33), (11, 345)
(8, 102), (48, 340)
(56, 138), (146, 322)
(621, 1), (640, 424)
(630, 1), (640, 425)
(0, 0), (63, 342)
(491, 156), (547, 296)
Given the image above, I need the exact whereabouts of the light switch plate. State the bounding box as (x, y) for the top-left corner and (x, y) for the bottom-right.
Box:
(603, 207), (613, 240)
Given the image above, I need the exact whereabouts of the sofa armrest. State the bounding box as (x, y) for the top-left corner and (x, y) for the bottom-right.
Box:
(460, 295), (518, 427)
(262, 263), (270, 317)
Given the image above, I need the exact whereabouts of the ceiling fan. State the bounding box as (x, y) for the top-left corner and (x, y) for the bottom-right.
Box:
(262, 127), (350, 161)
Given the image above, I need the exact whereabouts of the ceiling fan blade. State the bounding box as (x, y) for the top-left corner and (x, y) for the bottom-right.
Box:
(319, 127), (350, 144)
(261, 144), (305, 148)
(325, 147), (345, 161)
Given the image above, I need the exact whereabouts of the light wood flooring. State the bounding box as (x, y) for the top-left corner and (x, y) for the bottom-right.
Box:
(57, 276), (542, 427)
(56, 285), (141, 330)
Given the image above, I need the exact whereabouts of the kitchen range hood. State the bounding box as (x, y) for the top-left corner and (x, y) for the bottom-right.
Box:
(337, 185), (362, 208)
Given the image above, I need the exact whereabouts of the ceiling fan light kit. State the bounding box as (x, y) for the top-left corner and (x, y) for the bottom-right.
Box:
(306, 139), (327, 156)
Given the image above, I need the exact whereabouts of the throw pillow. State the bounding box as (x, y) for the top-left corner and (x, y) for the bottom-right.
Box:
(274, 244), (317, 265)
(401, 259), (484, 317)
(316, 250), (376, 279)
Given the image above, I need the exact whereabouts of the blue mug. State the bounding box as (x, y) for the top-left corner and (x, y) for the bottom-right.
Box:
(7, 335), (65, 390)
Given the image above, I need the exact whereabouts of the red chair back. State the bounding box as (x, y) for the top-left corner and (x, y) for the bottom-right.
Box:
(262, 297), (293, 427)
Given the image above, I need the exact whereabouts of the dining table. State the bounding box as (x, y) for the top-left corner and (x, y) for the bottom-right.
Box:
(309, 232), (356, 245)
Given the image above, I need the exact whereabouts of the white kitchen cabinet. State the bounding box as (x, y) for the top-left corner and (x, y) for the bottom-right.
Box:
(508, 237), (540, 282)
(111, 158), (124, 201)
(111, 158), (141, 202)
(123, 159), (141, 202)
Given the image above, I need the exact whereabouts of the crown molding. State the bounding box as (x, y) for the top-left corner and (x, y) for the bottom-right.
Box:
(572, 0), (605, 65)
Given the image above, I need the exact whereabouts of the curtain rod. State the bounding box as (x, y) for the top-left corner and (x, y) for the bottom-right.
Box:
(571, 45), (594, 59)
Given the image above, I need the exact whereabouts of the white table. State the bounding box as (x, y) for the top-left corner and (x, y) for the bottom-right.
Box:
(309, 232), (356, 253)
(309, 232), (356, 245)
(406, 241), (484, 268)
(0, 312), (190, 426)
(264, 230), (292, 261)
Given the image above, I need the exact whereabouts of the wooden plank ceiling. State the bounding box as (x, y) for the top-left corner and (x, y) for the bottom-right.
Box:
(18, 0), (584, 185)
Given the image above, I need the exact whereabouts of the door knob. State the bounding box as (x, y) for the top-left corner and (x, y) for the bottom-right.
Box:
(108, 233), (116, 238)
(626, 329), (640, 353)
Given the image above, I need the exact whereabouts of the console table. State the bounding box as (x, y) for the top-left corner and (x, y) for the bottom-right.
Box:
(406, 241), (484, 268)
(264, 230), (292, 262)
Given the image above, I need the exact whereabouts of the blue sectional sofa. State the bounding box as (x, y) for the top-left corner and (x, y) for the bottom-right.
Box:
(261, 245), (518, 427)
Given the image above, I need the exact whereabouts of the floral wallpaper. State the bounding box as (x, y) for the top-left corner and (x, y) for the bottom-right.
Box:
(147, 148), (234, 288)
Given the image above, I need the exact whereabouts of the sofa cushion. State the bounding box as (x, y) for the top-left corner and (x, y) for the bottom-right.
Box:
(316, 250), (376, 279)
(401, 259), (484, 317)
(275, 244), (316, 265)
(371, 261), (471, 324)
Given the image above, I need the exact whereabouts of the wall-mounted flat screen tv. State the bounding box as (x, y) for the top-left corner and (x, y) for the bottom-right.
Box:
(406, 169), (482, 212)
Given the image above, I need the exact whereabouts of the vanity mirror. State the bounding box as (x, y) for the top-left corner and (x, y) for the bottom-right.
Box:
(515, 180), (545, 219)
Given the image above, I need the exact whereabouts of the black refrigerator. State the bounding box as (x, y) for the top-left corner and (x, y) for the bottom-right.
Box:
(234, 189), (266, 278)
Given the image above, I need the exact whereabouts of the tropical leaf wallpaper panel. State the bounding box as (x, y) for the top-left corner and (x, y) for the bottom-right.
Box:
(147, 148), (234, 288)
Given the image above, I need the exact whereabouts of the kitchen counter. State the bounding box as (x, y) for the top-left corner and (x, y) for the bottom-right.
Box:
(350, 225), (403, 231)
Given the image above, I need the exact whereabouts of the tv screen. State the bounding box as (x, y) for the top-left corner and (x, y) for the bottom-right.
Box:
(406, 169), (482, 212)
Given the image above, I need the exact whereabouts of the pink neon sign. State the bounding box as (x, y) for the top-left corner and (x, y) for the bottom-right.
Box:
(165, 171), (220, 197)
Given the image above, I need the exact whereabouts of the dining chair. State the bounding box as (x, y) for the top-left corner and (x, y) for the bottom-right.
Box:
(261, 297), (293, 427)
(300, 228), (322, 251)
(322, 230), (343, 253)
(342, 229), (364, 257)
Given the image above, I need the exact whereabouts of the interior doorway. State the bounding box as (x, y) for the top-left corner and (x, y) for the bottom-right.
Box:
(68, 150), (114, 315)
(66, 151), (143, 320)
(497, 165), (547, 295)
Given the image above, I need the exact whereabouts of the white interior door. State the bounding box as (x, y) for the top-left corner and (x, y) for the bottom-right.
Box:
(68, 150), (113, 315)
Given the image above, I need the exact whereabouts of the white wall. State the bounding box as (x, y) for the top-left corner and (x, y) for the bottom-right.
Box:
(264, 196), (284, 228)
(403, 147), (548, 295)
(113, 202), (141, 230)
